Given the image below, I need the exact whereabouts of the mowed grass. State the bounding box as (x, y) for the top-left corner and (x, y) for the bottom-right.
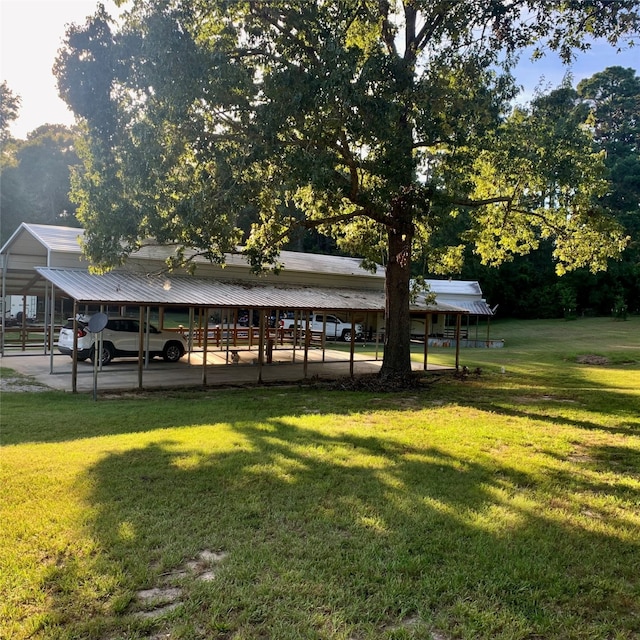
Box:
(1, 317), (639, 640)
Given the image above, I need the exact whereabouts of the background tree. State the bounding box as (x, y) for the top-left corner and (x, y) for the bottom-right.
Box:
(577, 66), (640, 313)
(0, 82), (21, 145)
(0, 125), (81, 244)
(462, 68), (640, 318)
(1, 82), (23, 242)
(55, 1), (639, 378)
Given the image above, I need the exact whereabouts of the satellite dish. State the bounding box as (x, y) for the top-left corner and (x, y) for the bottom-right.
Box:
(88, 312), (108, 333)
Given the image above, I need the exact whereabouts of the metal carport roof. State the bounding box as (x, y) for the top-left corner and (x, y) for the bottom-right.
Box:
(36, 267), (467, 313)
(443, 300), (494, 316)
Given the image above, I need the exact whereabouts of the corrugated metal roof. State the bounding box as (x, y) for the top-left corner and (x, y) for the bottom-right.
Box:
(442, 299), (494, 316)
(11, 223), (85, 254)
(36, 267), (385, 309)
(426, 279), (483, 296)
(4, 225), (490, 315)
(5, 224), (384, 279)
(36, 267), (467, 313)
(134, 244), (385, 278)
(421, 280), (493, 315)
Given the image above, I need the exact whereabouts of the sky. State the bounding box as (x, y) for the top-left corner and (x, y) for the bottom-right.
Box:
(1, 0), (639, 140)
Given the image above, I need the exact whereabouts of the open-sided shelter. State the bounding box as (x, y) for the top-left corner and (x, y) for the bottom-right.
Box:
(1, 223), (477, 389)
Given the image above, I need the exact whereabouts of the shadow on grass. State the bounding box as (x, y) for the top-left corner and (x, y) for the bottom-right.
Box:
(41, 418), (640, 639)
(2, 356), (639, 447)
(444, 360), (640, 438)
(463, 396), (640, 437)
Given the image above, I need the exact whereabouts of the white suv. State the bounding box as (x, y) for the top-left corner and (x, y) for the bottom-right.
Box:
(58, 316), (186, 365)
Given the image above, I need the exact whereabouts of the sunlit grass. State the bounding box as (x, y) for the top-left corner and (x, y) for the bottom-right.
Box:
(1, 317), (639, 639)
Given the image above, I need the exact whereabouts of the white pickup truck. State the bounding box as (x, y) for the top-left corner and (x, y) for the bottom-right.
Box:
(280, 312), (364, 342)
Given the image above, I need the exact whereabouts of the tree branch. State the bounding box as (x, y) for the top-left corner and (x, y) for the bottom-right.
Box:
(379, 0), (398, 56)
(249, 1), (321, 66)
(413, 6), (448, 55)
(451, 195), (513, 207)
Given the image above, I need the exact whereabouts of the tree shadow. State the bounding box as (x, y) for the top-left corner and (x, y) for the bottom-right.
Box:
(445, 359), (640, 437)
(3, 364), (638, 448)
(465, 397), (640, 436)
(40, 417), (640, 639)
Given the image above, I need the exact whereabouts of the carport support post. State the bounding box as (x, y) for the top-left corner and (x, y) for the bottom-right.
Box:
(202, 307), (209, 386)
(455, 313), (462, 371)
(349, 311), (355, 378)
(138, 306), (144, 389)
(43, 282), (49, 354)
(224, 308), (232, 362)
(0, 251), (6, 357)
(72, 299), (78, 393)
(303, 311), (310, 378)
(48, 283), (56, 374)
(291, 310), (299, 363)
(20, 295), (26, 351)
(322, 314), (327, 363)
(97, 305), (105, 374)
(423, 312), (430, 371)
(195, 308), (202, 348)
(144, 306), (151, 369)
(257, 312), (265, 383)
(187, 307), (194, 364)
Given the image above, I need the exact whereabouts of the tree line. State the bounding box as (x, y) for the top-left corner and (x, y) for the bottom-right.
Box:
(2, 82), (80, 236)
(461, 67), (640, 319)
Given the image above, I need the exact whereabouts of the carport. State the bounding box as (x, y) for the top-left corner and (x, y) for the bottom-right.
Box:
(33, 267), (466, 392)
(2, 224), (468, 392)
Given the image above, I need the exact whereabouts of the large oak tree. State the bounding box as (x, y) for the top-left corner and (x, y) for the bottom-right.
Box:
(55, 1), (639, 378)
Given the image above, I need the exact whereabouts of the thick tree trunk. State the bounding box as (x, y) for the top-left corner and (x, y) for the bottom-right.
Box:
(380, 225), (413, 379)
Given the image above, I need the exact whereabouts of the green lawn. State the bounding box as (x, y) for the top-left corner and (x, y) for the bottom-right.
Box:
(1, 317), (639, 639)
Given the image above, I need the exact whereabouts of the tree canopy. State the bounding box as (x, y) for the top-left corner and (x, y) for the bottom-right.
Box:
(55, 0), (640, 377)
(0, 125), (81, 244)
(465, 67), (640, 320)
(577, 66), (640, 243)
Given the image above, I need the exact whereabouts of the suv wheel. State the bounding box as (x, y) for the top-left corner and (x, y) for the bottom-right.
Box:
(91, 343), (114, 365)
(163, 342), (184, 362)
(342, 330), (352, 342)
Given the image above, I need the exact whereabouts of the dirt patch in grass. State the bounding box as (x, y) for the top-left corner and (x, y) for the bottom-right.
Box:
(0, 374), (50, 392)
(131, 549), (228, 622)
(516, 395), (579, 404)
(318, 372), (439, 392)
(576, 354), (610, 365)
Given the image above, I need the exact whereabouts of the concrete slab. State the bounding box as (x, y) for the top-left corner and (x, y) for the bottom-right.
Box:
(1, 344), (443, 394)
